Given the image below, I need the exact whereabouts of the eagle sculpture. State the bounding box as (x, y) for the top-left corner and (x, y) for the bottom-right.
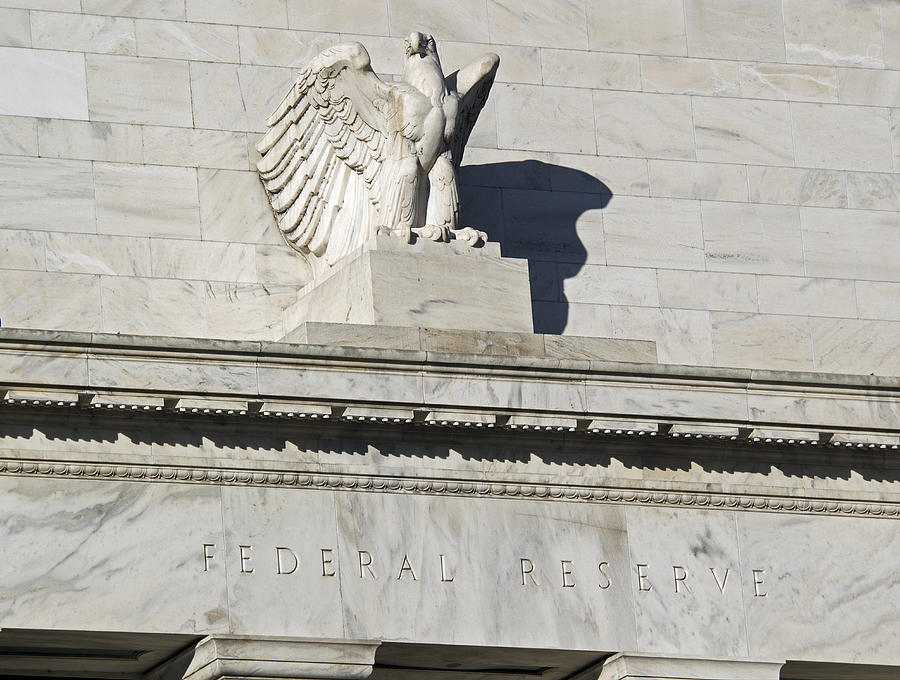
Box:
(255, 33), (499, 271)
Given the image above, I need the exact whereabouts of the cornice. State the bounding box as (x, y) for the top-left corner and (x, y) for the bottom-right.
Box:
(2, 328), (900, 445)
(3, 327), (899, 388)
(2, 390), (899, 450)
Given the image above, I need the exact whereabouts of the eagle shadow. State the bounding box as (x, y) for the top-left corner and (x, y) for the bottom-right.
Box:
(458, 159), (612, 335)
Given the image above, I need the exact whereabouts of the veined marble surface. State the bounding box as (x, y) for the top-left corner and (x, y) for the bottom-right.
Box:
(283, 235), (535, 334)
(0, 475), (896, 664)
(0, 329), (897, 667)
(0, 476), (229, 634)
(0, 5), (896, 675)
(0, 0), (897, 378)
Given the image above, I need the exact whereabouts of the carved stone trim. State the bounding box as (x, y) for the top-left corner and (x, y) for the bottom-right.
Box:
(2, 396), (898, 449)
(1, 458), (896, 519)
(4, 328), (900, 445)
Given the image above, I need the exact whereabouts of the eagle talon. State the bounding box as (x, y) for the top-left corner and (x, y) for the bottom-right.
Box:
(411, 225), (450, 242)
(450, 227), (488, 247)
(378, 224), (413, 242)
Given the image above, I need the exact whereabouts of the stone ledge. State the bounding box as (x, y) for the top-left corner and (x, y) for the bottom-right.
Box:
(2, 328), (900, 439)
(2, 327), (898, 391)
(282, 321), (658, 364)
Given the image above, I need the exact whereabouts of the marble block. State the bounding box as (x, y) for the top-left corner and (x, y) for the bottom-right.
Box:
(0, 46), (88, 119)
(282, 235), (534, 334)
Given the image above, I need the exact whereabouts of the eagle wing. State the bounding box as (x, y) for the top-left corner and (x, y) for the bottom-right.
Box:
(256, 42), (394, 267)
(445, 53), (500, 170)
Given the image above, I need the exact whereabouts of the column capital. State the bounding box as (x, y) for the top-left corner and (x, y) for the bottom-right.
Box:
(149, 636), (381, 680)
(598, 653), (784, 680)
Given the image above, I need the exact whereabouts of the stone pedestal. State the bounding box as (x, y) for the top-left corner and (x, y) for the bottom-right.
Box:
(281, 235), (533, 335)
(598, 654), (784, 680)
(282, 320), (658, 362)
(149, 636), (380, 680)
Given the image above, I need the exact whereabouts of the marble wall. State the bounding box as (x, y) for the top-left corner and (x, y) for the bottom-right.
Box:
(0, 1), (898, 374)
(0, 473), (897, 665)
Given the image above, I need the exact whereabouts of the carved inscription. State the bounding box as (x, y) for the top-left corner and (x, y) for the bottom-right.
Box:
(673, 565), (691, 593)
(439, 554), (454, 582)
(239, 545), (253, 573)
(637, 563), (652, 591)
(710, 567), (730, 592)
(202, 543), (215, 572)
(598, 561), (611, 589)
(397, 554), (418, 581)
(321, 548), (335, 577)
(358, 550), (375, 579)
(561, 560), (575, 588)
(276, 547), (298, 574)
(752, 569), (767, 597)
(201, 544), (771, 597)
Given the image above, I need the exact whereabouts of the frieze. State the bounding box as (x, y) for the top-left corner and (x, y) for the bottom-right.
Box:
(0, 457), (897, 518)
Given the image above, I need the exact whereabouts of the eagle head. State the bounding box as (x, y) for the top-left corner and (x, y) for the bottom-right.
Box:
(402, 32), (446, 102)
(404, 31), (437, 59)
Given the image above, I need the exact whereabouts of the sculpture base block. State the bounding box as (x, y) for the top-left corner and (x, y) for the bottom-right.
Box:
(282, 321), (658, 364)
(282, 235), (534, 334)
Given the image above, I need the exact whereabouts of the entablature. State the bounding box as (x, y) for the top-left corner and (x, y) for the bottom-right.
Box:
(2, 328), (898, 446)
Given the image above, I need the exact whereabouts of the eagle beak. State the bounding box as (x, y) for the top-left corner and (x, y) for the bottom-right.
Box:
(407, 31), (426, 55)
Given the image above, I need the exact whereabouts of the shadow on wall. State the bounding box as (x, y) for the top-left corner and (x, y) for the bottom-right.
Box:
(6, 410), (894, 485)
(458, 160), (611, 335)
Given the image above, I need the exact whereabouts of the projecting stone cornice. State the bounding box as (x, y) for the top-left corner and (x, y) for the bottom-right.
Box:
(1, 328), (899, 518)
(1, 327), (898, 444)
